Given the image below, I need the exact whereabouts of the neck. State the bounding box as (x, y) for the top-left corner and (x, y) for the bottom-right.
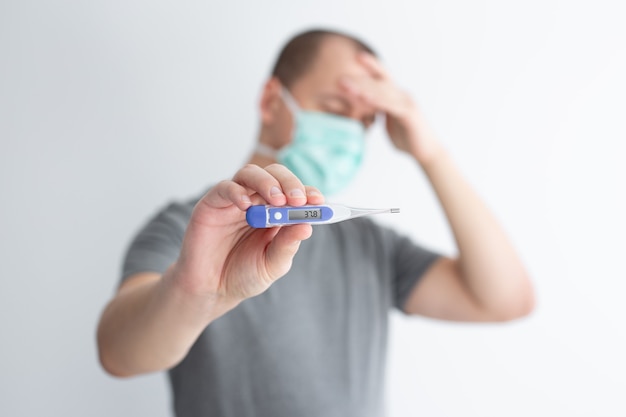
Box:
(247, 129), (279, 168)
(247, 151), (276, 168)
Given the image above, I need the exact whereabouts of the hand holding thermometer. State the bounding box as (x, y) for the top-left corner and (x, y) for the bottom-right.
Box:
(246, 204), (400, 228)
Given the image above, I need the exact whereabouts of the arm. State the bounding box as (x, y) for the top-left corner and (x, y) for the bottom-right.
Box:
(97, 269), (236, 377)
(340, 53), (534, 322)
(97, 164), (324, 377)
(404, 148), (534, 321)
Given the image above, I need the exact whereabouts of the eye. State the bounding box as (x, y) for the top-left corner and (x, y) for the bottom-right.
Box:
(322, 102), (348, 116)
(318, 96), (351, 116)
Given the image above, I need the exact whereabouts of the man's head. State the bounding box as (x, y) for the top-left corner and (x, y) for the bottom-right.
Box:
(271, 29), (376, 90)
(258, 29), (379, 150)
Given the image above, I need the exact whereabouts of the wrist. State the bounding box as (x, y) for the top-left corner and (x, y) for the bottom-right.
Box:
(160, 263), (241, 325)
(416, 142), (449, 173)
(401, 108), (445, 167)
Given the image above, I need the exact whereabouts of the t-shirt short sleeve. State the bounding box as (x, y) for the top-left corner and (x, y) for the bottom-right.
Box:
(374, 222), (442, 312)
(120, 199), (196, 284)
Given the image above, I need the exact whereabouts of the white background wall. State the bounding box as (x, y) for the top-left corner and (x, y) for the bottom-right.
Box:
(1, 0), (625, 416)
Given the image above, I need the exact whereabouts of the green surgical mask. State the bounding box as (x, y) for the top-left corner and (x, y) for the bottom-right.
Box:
(257, 87), (366, 196)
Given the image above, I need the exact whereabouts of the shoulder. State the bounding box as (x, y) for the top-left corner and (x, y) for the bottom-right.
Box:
(131, 190), (206, 244)
(328, 217), (399, 252)
(121, 190), (207, 281)
(147, 190), (205, 228)
(337, 217), (398, 240)
(154, 194), (199, 225)
(330, 217), (439, 262)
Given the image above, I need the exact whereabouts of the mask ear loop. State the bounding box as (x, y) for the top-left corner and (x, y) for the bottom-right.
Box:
(279, 86), (302, 145)
(254, 142), (279, 159)
(280, 86), (301, 114)
(254, 86), (300, 160)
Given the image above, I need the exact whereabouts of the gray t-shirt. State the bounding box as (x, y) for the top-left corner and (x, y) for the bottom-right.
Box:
(122, 191), (440, 417)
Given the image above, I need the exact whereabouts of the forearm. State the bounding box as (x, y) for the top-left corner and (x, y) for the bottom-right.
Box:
(421, 149), (534, 318)
(97, 264), (239, 377)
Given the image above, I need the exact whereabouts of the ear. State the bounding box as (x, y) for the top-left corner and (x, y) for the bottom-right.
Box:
(259, 77), (283, 125)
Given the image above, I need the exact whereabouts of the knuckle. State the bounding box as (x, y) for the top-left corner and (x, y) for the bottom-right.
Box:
(239, 164), (258, 175)
(265, 163), (287, 173)
(212, 181), (233, 200)
(214, 180), (232, 193)
(270, 164), (300, 181)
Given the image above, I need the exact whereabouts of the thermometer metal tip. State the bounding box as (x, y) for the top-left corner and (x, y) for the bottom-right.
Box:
(390, 208), (400, 213)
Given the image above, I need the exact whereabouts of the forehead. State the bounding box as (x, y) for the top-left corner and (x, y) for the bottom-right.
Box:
(289, 37), (370, 96)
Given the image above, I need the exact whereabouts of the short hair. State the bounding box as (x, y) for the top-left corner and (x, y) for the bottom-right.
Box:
(271, 29), (377, 88)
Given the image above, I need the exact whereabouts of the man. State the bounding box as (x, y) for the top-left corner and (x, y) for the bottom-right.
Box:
(97, 29), (534, 416)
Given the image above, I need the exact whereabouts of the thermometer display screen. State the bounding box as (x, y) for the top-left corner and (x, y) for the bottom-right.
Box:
(288, 208), (322, 220)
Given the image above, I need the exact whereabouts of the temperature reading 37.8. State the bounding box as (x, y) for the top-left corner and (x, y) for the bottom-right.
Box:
(289, 209), (321, 220)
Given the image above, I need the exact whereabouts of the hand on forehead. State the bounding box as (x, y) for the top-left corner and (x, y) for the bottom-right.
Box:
(290, 39), (384, 124)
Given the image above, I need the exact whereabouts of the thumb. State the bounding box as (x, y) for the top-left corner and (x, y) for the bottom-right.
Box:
(264, 224), (313, 280)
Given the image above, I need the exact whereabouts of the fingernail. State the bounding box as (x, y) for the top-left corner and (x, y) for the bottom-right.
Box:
(289, 189), (305, 198)
(270, 186), (283, 196)
(241, 194), (251, 203)
(307, 189), (321, 197)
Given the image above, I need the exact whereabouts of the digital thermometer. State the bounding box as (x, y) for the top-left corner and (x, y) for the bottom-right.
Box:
(246, 204), (400, 228)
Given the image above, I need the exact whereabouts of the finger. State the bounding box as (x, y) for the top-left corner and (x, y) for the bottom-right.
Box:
(264, 224), (313, 279)
(339, 76), (387, 113)
(203, 180), (253, 211)
(305, 186), (325, 205)
(232, 164), (287, 206)
(357, 52), (390, 80)
(338, 75), (360, 96)
(339, 76), (370, 102)
(264, 163), (308, 206)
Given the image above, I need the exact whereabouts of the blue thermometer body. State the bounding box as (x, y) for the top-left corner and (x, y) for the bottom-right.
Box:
(246, 204), (399, 228)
